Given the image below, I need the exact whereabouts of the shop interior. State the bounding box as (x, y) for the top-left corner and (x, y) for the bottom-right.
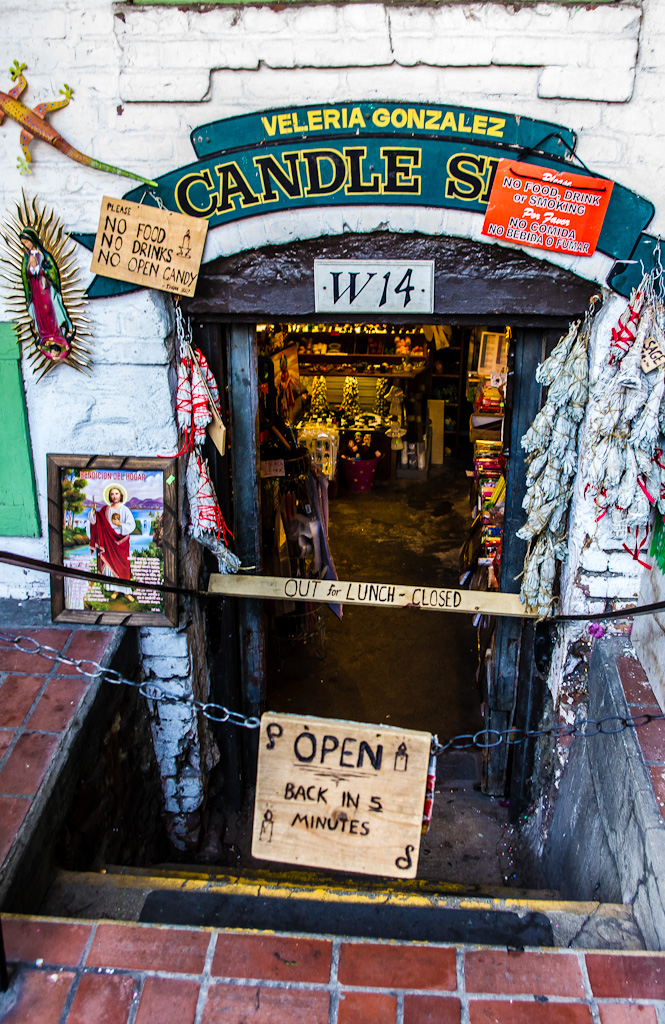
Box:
(256, 321), (511, 744)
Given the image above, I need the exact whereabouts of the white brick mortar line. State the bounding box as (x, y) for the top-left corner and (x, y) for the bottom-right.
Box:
(578, 948), (601, 1024)
(192, 930), (217, 1024)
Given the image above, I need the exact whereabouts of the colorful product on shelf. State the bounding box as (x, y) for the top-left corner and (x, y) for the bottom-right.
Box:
(311, 375), (328, 417)
(473, 441), (506, 587)
(342, 375), (360, 419)
(298, 423), (339, 479)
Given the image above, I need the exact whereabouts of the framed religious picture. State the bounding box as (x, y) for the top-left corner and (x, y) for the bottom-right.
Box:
(47, 455), (177, 626)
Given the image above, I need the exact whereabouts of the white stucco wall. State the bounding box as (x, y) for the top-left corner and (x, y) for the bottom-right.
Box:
(1, 0), (664, 645)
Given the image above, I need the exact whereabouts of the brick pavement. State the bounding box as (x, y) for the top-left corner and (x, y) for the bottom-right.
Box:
(1, 917), (664, 1023)
(0, 628), (115, 871)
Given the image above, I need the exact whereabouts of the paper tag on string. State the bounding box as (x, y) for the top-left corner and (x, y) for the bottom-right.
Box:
(641, 332), (665, 373)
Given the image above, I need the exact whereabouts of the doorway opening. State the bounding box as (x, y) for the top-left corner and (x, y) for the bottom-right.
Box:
(225, 319), (519, 886)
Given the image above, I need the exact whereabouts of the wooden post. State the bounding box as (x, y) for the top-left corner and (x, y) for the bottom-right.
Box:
(192, 322), (244, 809)
(483, 327), (548, 796)
(227, 323), (264, 778)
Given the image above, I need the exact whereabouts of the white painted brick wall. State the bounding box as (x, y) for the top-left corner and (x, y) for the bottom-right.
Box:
(1, 0), (664, 796)
(139, 627), (189, 659)
(580, 548), (610, 574)
(538, 67), (636, 103)
(142, 656), (191, 679)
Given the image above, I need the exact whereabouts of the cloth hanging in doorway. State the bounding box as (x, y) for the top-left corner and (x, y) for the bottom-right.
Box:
(169, 304), (239, 574)
(310, 471), (342, 620)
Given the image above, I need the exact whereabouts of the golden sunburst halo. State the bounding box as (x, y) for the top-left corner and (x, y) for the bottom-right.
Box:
(0, 191), (92, 378)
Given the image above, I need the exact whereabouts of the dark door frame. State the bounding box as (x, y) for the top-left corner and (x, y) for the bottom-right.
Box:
(186, 232), (594, 801)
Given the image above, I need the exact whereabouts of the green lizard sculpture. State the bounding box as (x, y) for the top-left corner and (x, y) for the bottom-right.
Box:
(0, 61), (157, 186)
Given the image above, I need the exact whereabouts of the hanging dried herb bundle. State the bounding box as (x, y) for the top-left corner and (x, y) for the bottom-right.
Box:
(517, 306), (595, 615)
(585, 267), (665, 560)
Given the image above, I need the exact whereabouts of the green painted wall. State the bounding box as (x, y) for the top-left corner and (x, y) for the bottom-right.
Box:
(0, 323), (40, 537)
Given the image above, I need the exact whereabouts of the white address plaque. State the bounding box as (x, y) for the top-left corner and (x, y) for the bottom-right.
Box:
(252, 712), (431, 879)
(314, 259), (434, 314)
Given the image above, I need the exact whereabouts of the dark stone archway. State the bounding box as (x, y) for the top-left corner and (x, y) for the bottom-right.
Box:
(186, 231), (597, 325)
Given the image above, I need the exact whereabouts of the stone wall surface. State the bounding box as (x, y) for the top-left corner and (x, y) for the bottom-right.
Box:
(543, 638), (665, 950)
(633, 564), (665, 713)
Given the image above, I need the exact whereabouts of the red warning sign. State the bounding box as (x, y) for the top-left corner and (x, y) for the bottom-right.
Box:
(482, 159), (613, 257)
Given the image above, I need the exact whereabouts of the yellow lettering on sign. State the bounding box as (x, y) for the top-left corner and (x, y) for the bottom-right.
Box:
(440, 111), (458, 132)
(308, 109), (323, 131)
(487, 117), (506, 138)
(348, 106), (366, 129)
(372, 107), (391, 128)
(261, 115), (278, 137)
(324, 108), (341, 130)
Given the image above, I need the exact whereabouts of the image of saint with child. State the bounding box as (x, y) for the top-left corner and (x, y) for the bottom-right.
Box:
(87, 483), (137, 602)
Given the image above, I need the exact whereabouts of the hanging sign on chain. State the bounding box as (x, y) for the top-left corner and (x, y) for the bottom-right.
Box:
(481, 159), (613, 258)
(209, 572), (536, 618)
(90, 196), (208, 297)
(252, 712), (431, 878)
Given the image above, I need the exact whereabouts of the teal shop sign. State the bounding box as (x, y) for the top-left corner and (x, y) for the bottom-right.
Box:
(80, 102), (656, 299)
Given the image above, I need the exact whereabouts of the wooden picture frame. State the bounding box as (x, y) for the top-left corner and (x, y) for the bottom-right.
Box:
(47, 454), (178, 627)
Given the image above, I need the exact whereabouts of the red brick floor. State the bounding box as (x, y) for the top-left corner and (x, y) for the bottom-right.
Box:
(1, 918), (664, 1024)
(0, 628), (115, 870)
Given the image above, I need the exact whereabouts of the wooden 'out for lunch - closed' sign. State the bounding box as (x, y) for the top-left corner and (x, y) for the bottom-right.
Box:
(252, 712), (431, 879)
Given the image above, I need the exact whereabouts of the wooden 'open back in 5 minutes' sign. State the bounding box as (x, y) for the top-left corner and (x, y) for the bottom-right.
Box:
(252, 713), (431, 879)
(90, 196), (208, 297)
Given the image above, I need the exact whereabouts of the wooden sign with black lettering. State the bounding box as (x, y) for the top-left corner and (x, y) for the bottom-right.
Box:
(90, 196), (208, 297)
(252, 712), (431, 879)
(209, 572), (534, 618)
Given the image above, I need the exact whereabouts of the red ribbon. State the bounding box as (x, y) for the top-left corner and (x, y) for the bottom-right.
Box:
(637, 475), (656, 505)
(623, 524), (652, 570)
(594, 488), (608, 522)
(609, 296), (641, 364)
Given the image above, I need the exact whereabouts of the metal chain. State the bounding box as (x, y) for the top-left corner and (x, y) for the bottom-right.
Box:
(0, 631), (261, 730)
(2, 630), (663, 748)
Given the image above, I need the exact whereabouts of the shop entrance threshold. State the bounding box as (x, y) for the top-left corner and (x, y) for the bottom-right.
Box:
(140, 888), (553, 946)
(43, 866), (644, 950)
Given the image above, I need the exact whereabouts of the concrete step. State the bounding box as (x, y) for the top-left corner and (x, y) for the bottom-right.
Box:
(40, 866), (645, 950)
